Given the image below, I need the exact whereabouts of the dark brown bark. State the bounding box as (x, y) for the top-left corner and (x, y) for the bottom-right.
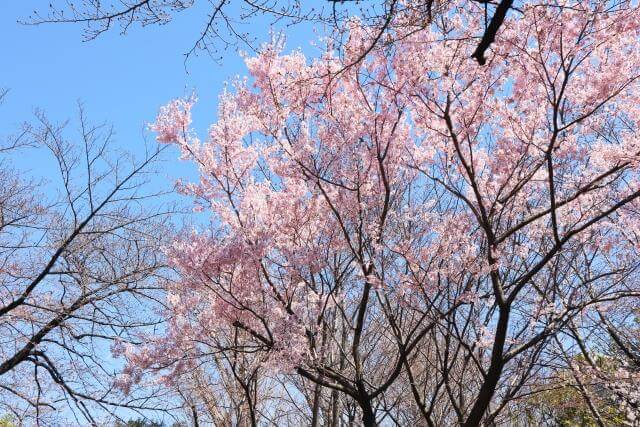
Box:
(471, 0), (515, 65)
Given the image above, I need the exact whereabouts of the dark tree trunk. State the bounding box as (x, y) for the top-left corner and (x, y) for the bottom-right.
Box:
(359, 397), (376, 427)
(462, 307), (510, 426)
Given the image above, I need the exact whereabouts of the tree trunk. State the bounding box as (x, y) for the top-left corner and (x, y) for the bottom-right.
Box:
(311, 381), (323, 427)
(462, 307), (510, 426)
(359, 397), (376, 427)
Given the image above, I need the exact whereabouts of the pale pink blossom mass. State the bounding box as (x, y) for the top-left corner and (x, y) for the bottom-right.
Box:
(116, 1), (640, 424)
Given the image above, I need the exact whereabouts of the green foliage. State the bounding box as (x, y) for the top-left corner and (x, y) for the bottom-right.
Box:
(524, 357), (627, 426)
(531, 385), (626, 426)
(115, 418), (165, 427)
(0, 414), (16, 427)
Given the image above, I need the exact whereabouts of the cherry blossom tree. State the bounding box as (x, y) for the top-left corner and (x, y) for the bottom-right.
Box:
(120, 1), (640, 425)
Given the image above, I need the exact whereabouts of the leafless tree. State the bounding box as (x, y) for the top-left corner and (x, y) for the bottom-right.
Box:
(0, 97), (178, 424)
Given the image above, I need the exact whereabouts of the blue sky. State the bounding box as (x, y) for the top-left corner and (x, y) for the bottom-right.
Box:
(0, 1), (318, 184)
(0, 4), (321, 421)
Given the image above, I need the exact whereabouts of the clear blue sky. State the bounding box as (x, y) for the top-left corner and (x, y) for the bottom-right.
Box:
(0, 1), (317, 180)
